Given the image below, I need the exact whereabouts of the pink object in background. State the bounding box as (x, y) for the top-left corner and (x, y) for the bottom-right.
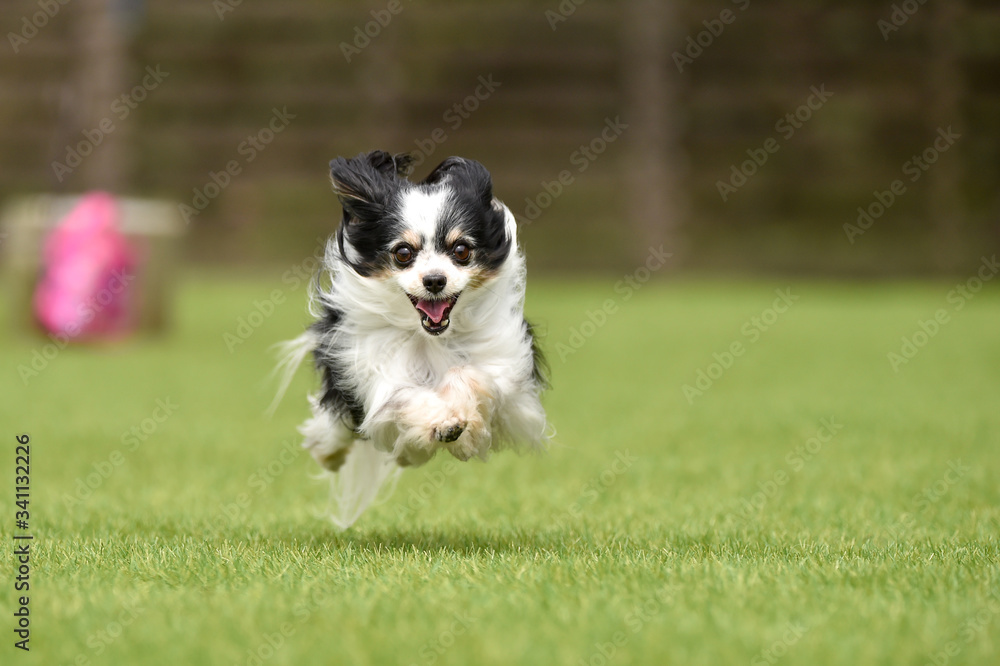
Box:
(33, 192), (136, 339)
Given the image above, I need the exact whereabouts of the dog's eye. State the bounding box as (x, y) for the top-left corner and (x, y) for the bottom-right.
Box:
(452, 243), (471, 264)
(393, 245), (414, 265)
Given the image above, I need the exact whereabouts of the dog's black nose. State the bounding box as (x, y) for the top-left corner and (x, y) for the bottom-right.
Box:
(422, 274), (447, 294)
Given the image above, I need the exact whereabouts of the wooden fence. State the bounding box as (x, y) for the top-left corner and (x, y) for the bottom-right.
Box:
(1, 0), (997, 273)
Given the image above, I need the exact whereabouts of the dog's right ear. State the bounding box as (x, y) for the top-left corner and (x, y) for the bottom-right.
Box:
(421, 156), (493, 207)
(329, 151), (408, 222)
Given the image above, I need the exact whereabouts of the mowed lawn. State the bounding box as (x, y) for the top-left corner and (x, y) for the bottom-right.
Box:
(1, 273), (998, 666)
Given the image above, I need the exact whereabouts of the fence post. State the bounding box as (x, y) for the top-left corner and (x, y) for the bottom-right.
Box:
(622, 0), (685, 265)
(362, 0), (405, 153)
(927, 0), (965, 271)
(74, 0), (129, 192)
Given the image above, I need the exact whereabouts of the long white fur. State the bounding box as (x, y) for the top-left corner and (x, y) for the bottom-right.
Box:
(278, 190), (547, 528)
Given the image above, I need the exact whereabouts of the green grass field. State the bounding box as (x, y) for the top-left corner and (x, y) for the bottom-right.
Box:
(2, 274), (999, 666)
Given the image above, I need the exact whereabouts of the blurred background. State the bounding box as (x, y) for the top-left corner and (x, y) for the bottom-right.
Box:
(3, 6), (1000, 664)
(1, 0), (997, 278)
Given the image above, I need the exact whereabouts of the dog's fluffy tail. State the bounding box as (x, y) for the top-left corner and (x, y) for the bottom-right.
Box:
(269, 329), (401, 528)
(266, 331), (316, 417)
(325, 442), (402, 530)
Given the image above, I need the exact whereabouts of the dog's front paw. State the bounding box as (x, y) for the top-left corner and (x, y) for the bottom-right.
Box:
(433, 418), (466, 443)
(443, 414), (490, 461)
(398, 393), (465, 452)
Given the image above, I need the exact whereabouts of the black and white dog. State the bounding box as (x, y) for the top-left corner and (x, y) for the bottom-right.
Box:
(276, 151), (548, 527)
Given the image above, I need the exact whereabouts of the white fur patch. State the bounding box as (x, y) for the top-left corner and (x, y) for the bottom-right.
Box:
(394, 186), (471, 301)
(399, 187), (449, 245)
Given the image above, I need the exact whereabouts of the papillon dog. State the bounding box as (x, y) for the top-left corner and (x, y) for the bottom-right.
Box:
(275, 151), (549, 527)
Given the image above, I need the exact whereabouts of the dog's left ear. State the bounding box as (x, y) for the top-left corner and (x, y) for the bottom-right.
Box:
(366, 151), (414, 178)
(329, 151), (408, 222)
(422, 156), (494, 206)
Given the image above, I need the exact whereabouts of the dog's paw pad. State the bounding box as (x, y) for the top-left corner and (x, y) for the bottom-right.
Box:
(434, 421), (466, 443)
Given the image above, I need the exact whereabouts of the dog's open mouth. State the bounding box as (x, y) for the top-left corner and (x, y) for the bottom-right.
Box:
(408, 294), (459, 335)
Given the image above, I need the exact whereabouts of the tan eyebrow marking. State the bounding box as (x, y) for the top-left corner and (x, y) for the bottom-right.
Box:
(401, 230), (422, 248)
(445, 228), (464, 246)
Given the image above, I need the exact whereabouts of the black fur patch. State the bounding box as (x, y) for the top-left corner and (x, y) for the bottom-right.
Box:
(330, 151), (412, 277)
(311, 306), (366, 430)
(523, 319), (549, 390)
(422, 157), (511, 271)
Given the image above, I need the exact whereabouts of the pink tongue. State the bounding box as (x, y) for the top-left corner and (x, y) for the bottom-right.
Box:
(416, 299), (450, 324)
